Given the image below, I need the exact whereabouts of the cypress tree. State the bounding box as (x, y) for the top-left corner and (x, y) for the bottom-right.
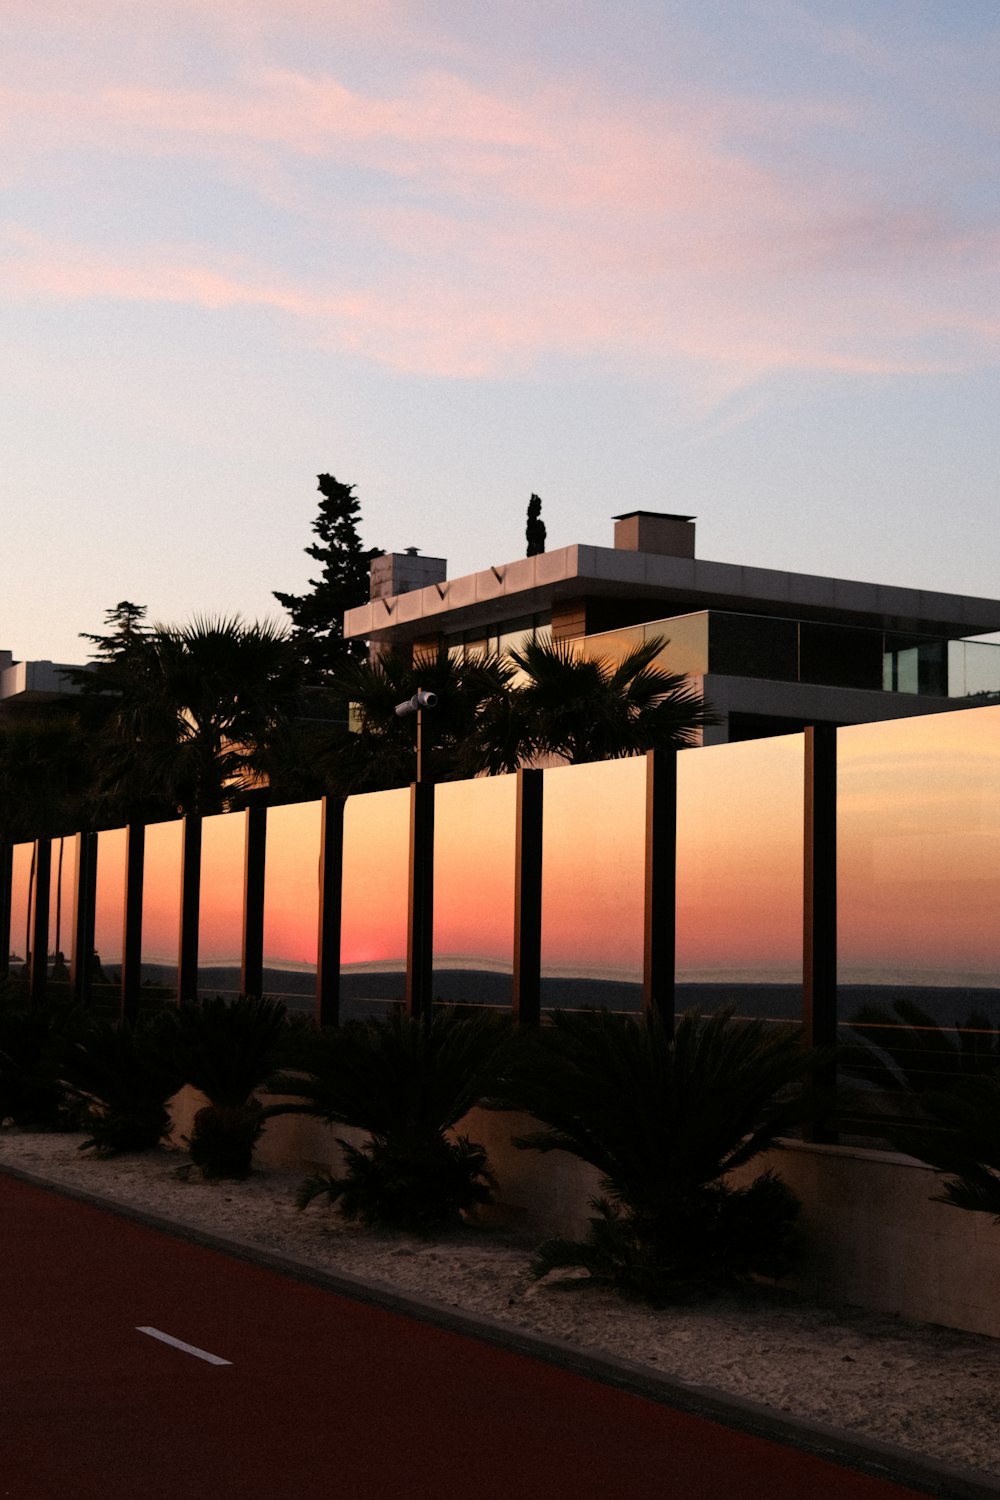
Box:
(274, 474), (381, 672)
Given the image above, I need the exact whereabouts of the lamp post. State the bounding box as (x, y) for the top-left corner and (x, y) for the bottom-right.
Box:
(395, 689), (438, 1019)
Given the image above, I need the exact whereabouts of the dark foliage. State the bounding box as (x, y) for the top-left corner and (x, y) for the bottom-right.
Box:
(59, 1014), (184, 1155)
(845, 1001), (1000, 1219)
(503, 1007), (828, 1301)
(0, 999), (85, 1129)
(273, 473), (382, 674)
(272, 1007), (510, 1231)
(525, 492), (546, 557)
(171, 995), (294, 1179)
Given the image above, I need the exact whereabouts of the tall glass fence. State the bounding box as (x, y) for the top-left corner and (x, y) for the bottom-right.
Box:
(676, 734), (804, 1020)
(198, 812), (246, 999)
(540, 758), (646, 1013)
(433, 774), (517, 1011)
(262, 800), (322, 1015)
(8, 842), (35, 976)
(141, 819), (183, 1002)
(93, 828), (127, 1008)
(838, 706), (1000, 1133)
(46, 835), (77, 995)
(340, 787), (410, 1020)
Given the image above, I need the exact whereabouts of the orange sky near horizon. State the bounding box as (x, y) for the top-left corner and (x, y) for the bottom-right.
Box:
(839, 705), (1000, 985)
(262, 799), (322, 969)
(676, 735), (803, 981)
(433, 774), (516, 968)
(140, 819), (183, 966)
(93, 826), (127, 966)
(198, 811), (245, 965)
(340, 786), (409, 969)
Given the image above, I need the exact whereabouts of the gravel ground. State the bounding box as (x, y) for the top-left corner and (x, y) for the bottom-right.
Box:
(4, 1127), (1000, 1486)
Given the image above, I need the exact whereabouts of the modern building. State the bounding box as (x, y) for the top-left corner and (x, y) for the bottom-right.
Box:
(345, 512), (1000, 743)
(0, 650), (83, 717)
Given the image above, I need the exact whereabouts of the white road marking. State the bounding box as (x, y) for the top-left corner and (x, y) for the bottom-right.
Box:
(136, 1326), (232, 1365)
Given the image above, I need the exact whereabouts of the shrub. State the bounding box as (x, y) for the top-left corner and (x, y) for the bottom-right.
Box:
(273, 1007), (510, 1232)
(59, 1014), (183, 1155)
(0, 1000), (84, 1129)
(504, 1007), (829, 1302)
(171, 995), (293, 1179)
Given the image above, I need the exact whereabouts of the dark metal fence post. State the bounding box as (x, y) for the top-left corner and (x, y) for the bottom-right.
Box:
(0, 841), (11, 980)
(29, 838), (51, 1008)
(242, 806), (267, 999)
(405, 780), (435, 1021)
(643, 748), (677, 1031)
(804, 724), (838, 1143)
(122, 822), (145, 1022)
(317, 796), (345, 1027)
(513, 769), (543, 1025)
(71, 833), (97, 1006)
(177, 816), (202, 1003)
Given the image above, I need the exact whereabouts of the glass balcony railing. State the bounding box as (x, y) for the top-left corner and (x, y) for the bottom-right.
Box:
(577, 611), (1000, 701)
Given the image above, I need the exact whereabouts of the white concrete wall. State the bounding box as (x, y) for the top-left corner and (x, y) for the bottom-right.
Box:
(168, 1089), (1000, 1339)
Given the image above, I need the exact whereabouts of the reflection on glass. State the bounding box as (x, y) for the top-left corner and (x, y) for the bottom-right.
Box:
(263, 800), (322, 1014)
(9, 843), (35, 974)
(341, 787), (410, 1020)
(839, 706), (1000, 1023)
(141, 819), (182, 1000)
(47, 836), (78, 990)
(198, 812), (247, 999)
(433, 775), (516, 1010)
(93, 828), (128, 1004)
(541, 758), (645, 1013)
(676, 735), (803, 1020)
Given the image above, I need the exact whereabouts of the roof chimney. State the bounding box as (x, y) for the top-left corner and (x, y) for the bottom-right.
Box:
(369, 551), (447, 600)
(612, 511), (695, 558)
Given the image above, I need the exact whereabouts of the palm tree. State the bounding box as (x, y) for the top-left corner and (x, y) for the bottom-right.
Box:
(472, 636), (714, 774)
(502, 1007), (829, 1301)
(82, 615), (308, 818)
(324, 645), (515, 791)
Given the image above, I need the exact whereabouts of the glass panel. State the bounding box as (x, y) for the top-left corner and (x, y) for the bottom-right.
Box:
(580, 612), (710, 679)
(709, 612), (798, 683)
(141, 819), (182, 1002)
(540, 758), (645, 1013)
(676, 735), (803, 1021)
(46, 836), (77, 994)
(93, 828), (128, 1008)
(838, 706), (1000, 1135)
(341, 787), (410, 1020)
(433, 774), (517, 1011)
(8, 842), (35, 976)
(198, 812), (246, 1000)
(263, 800), (322, 1015)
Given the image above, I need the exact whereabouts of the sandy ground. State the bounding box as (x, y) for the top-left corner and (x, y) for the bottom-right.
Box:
(4, 1126), (1000, 1486)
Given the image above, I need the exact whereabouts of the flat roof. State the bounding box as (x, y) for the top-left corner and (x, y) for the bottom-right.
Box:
(344, 543), (1000, 646)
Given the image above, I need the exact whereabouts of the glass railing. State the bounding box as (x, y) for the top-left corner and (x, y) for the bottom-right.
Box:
(578, 611), (1000, 700)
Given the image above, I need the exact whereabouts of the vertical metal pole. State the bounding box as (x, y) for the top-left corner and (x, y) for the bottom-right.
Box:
(405, 780), (435, 1021)
(28, 838), (51, 1008)
(122, 822), (145, 1023)
(71, 832), (97, 1006)
(512, 769), (543, 1025)
(177, 815), (202, 1003)
(0, 841), (11, 980)
(316, 796), (345, 1028)
(643, 748), (678, 1031)
(803, 724), (838, 1143)
(242, 806), (267, 999)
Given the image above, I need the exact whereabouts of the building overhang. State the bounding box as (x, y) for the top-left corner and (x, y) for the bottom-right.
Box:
(344, 543), (1000, 647)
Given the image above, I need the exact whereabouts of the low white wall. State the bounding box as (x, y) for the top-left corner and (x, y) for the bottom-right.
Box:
(168, 1090), (1000, 1340)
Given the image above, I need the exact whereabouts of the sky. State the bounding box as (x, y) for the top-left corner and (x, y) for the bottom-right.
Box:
(3, 0), (999, 665)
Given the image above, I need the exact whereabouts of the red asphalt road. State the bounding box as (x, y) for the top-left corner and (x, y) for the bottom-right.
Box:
(1, 1175), (928, 1500)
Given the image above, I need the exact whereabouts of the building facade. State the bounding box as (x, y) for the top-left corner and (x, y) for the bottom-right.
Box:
(345, 512), (1000, 743)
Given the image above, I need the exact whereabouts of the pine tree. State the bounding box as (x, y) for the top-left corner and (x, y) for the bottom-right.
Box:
(274, 475), (381, 672)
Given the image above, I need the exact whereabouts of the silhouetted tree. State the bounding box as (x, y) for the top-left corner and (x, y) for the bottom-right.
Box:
(273, 474), (382, 674)
(526, 493), (546, 557)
